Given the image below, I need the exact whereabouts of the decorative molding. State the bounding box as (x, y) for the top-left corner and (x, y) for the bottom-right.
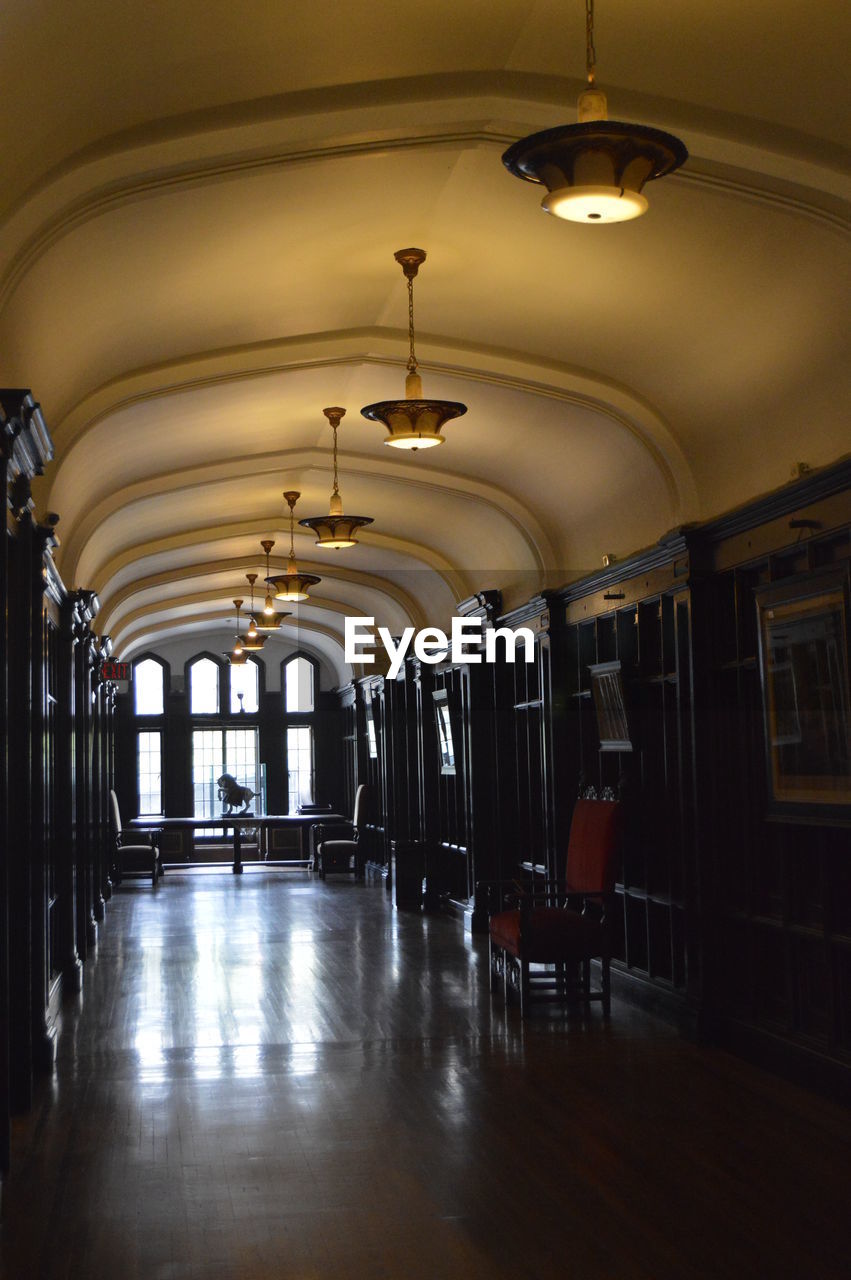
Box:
(555, 533), (691, 607)
(1, 88), (846, 313)
(1, 389), (53, 482)
(96, 555), (428, 637)
(456, 590), (502, 623)
(48, 335), (694, 536)
(498, 592), (554, 631)
(9, 474), (33, 521)
(52, 432), (549, 592)
(84, 518), (469, 609)
(698, 456), (851, 544)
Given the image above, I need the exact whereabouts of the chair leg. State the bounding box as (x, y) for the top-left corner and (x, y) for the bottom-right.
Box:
(602, 955), (611, 1017)
(489, 938), (498, 992)
(519, 956), (530, 1019)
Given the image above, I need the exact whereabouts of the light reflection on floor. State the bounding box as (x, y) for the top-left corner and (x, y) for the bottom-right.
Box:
(5, 872), (848, 1280)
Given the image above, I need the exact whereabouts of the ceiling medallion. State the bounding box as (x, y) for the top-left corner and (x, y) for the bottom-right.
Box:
(361, 248), (467, 450)
(256, 540), (292, 630)
(299, 407), (374, 548)
(503, 0), (687, 224)
(267, 492), (322, 602)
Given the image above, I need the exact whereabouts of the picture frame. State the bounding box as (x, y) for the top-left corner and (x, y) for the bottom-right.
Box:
(364, 696), (379, 759)
(755, 567), (851, 821)
(432, 688), (457, 775)
(589, 660), (633, 752)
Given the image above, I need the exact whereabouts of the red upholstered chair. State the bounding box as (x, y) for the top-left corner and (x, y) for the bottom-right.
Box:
(488, 798), (622, 1018)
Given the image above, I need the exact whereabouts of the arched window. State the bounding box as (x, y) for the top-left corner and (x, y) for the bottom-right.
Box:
(282, 653), (319, 811)
(133, 655), (167, 815)
(185, 654), (262, 824)
(230, 657), (259, 714)
(284, 654), (315, 713)
(134, 657), (165, 715)
(189, 656), (220, 715)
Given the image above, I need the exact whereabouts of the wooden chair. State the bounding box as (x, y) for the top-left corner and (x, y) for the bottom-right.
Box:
(489, 797), (622, 1018)
(109, 790), (161, 886)
(313, 785), (369, 880)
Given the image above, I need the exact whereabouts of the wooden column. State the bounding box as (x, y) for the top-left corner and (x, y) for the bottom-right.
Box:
(57, 594), (82, 991)
(29, 518), (62, 1071)
(7, 496), (36, 1110)
(71, 593), (100, 956)
(2, 393), (55, 1119)
(89, 639), (115, 918)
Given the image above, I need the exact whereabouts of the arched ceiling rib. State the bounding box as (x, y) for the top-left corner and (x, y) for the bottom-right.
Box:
(99, 563), (427, 642)
(0, 0), (847, 658)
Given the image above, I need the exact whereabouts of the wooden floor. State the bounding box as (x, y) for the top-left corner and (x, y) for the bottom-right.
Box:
(2, 873), (849, 1280)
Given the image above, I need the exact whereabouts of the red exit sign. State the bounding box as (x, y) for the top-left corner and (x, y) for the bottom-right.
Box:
(101, 660), (131, 681)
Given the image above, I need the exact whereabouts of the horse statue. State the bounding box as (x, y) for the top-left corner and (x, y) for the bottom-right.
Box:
(217, 773), (255, 814)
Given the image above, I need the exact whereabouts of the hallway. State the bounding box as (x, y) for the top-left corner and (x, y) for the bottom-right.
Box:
(2, 875), (849, 1280)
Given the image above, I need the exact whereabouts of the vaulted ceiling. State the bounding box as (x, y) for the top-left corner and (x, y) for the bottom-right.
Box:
(3, 0), (849, 683)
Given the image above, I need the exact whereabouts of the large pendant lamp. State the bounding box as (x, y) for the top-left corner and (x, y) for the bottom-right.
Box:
(241, 574), (267, 651)
(256, 540), (292, 630)
(360, 248), (466, 450)
(502, 0), (687, 223)
(299, 407), (374, 548)
(267, 492), (321, 602)
(229, 599), (248, 665)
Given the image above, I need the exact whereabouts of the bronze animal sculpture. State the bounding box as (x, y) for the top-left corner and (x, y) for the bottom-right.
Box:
(217, 773), (255, 814)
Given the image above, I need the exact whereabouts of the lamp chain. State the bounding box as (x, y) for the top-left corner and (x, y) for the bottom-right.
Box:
(406, 274), (418, 375)
(332, 421), (340, 497)
(289, 502), (295, 558)
(585, 0), (596, 86)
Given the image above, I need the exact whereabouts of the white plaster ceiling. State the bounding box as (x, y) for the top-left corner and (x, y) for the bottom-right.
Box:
(1, 0), (848, 678)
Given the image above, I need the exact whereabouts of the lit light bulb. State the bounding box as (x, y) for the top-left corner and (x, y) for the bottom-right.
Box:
(542, 185), (648, 223)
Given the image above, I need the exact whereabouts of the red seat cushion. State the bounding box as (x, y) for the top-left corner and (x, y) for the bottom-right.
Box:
(489, 907), (605, 963)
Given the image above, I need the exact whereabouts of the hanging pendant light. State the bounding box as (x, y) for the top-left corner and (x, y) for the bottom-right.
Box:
(502, 0), (687, 223)
(299, 407), (374, 547)
(229, 599), (248, 665)
(241, 574), (267, 651)
(361, 248), (467, 450)
(267, 492), (322, 602)
(255, 540), (292, 630)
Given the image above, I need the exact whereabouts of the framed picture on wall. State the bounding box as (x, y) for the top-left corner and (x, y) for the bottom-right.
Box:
(589, 660), (633, 752)
(432, 689), (457, 775)
(755, 567), (851, 820)
(364, 697), (379, 759)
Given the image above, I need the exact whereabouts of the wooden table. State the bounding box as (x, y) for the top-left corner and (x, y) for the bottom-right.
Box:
(130, 813), (346, 874)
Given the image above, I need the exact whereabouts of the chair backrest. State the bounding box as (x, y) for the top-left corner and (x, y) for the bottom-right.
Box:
(352, 784), (369, 830)
(565, 799), (622, 896)
(109, 789), (123, 838)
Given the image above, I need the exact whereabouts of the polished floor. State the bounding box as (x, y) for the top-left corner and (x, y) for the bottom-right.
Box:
(2, 873), (849, 1280)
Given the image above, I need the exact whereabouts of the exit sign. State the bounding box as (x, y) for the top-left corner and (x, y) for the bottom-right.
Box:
(101, 660), (131, 681)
